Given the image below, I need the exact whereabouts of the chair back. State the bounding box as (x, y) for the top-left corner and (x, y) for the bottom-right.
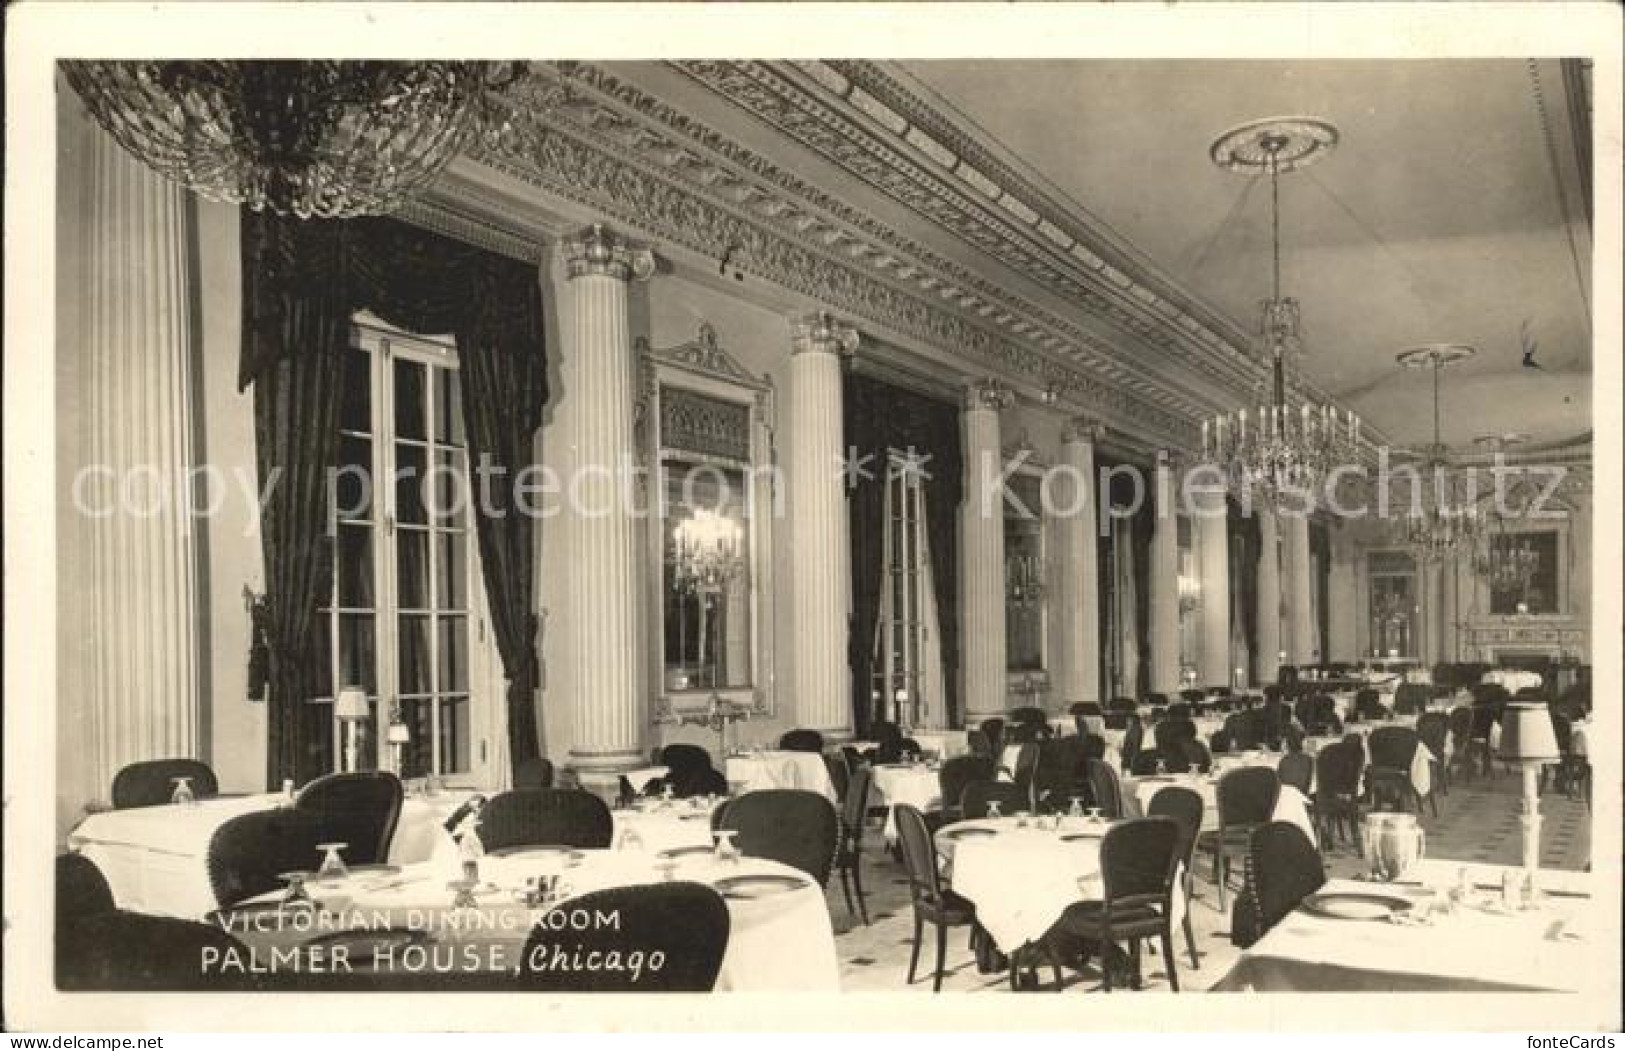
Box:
(1216, 766), (1280, 828)
(660, 743), (713, 774)
(1366, 726), (1419, 774)
(478, 788), (614, 851)
(517, 882), (729, 991)
(1104, 711), (1131, 731)
(1099, 817), (1180, 913)
(1128, 751), (1163, 776)
(1119, 717), (1144, 770)
(295, 771), (404, 865)
(1086, 758), (1124, 819)
(778, 729), (825, 754)
(825, 752), (852, 804)
(57, 911), (255, 991)
(513, 757), (555, 789)
(1277, 752), (1314, 795)
(1313, 740), (1363, 798)
(1178, 738), (1213, 774)
(1033, 737), (1089, 798)
(1146, 786), (1203, 869)
(1393, 683), (1432, 717)
(111, 758), (219, 809)
(1249, 821), (1326, 939)
(206, 807), (329, 910)
(1550, 711), (1574, 755)
(841, 763), (873, 849)
(978, 717), (1006, 757)
(894, 804), (946, 905)
(959, 779), (1027, 819)
(938, 755), (996, 816)
(965, 728), (993, 756)
(57, 853), (116, 938)
(1416, 711), (1450, 758)
(714, 789), (839, 885)
(1153, 717), (1197, 753)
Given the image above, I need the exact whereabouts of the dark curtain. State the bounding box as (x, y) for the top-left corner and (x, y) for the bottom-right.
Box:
(1131, 483), (1155, 698)
(242, 215), (548, 788)
(1310, 520), (1332, 663)
(843, 372), (963, 734)
(1229, 499), (1262, 683)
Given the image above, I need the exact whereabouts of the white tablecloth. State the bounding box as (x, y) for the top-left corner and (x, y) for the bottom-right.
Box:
(937, 816), (1185, 953)
(1214, 860), (1595, 992)
(611, 799), (720, 854)
(724, 751), (836, 802)
(1120, 768), (1317, 846)
(226, 849), (840, 991)
(871, 763), (941, 841)
(1482, 668), (1544, 692)
(68, 790), (473, 920)
(910, 730), (970, 760)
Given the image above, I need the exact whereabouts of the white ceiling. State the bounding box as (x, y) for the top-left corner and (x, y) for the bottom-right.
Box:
(897, 60), (1592, 448)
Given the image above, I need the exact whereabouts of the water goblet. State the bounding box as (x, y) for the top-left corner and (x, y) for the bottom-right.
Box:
(712, 829), (741, 866)
(1087, 807), (1104, 825)
(278, 871), (314, 910)
(1067, 796), (1086, 820)
(448, 878), (478, 911)
(1015, 810), (1031, 829)
(170, 777), (196, 806)
(315, 842), (349, 882)
(985, 800), (1003, 820)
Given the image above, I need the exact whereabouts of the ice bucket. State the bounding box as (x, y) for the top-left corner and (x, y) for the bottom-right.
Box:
(1363, 811), (1426, 881)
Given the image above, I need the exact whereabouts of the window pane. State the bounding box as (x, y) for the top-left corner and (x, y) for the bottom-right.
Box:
(438, 531), (467, 611)
(439, 696), (470, 774)
(398, 613), (433, 695)
(430, 448), (468, 527)
(336, 435), (373, 522)
(339, 348), (371, 434)
(337, 524), (374, 608)
(438, 369), (465, 447)
(394, 358), (427, 441)
(396, 528), (430, 609)
(395, 443), (428, 525)
(337, 614), (376, 694)
(439, 615), (468, 693)
(397, 698), (434, 779)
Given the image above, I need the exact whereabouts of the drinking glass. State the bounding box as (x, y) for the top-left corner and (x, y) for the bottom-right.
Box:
(712, 829), (741, 866)
(170, 777), (196, 806)
(1067, 797), (1086, 820)
(1015, 810), (1030, 828)
(985, 801), (1003, 820)
(1087, 807), (1104, 825)
(315, 842), (349, 882)
(278, 871), (314, 909)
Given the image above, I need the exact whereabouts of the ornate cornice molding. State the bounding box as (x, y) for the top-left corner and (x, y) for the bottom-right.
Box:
(475, 87), (1198, 448)
(1062, 416), (1107, 445)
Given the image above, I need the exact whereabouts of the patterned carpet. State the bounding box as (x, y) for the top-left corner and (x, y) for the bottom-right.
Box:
(823, 766), (1591, 993)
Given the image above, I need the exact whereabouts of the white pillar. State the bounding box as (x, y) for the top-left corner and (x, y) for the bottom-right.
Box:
(1437, 555), (1459, 664)
(1420, 559), (1443, 666)
(787, 311), (858, 740)
(1283, 511), (1316, 665)
(560, 224), (653, 792)
(1054, 418), (1103, 708)
(960, 379), (1012, 723)
(77, 121), (203, 800)
(1327, 536), (1359, 663)
(1195, 488), (1232, 689)
(1255, 508), (1282, 685)
(1148, 453), (1181, 694)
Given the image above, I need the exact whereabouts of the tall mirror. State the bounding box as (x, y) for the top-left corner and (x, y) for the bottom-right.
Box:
(639, 323), (775, 722)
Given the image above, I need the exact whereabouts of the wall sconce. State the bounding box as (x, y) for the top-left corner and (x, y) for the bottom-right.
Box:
(1177, 573), (1201, 613)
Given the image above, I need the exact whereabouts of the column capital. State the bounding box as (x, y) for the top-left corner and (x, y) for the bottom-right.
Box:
(789, 310), (860, 357)
(1061, 416), (1106, 445)
(964, 378), (1014, 413)
(562, 223), (656, 282)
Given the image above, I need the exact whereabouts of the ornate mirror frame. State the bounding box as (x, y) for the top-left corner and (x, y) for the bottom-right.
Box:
(637, 322), (776, 724)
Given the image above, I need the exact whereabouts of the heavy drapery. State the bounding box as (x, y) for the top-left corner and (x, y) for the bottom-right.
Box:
(1310, 519), (1332, 664)
(843, 372), (963, 734)
(1230, 500), (1262, 683)
(242, 214), (547, 788)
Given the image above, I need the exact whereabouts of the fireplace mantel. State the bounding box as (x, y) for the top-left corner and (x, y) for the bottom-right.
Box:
(1460, 615), (1588, 665)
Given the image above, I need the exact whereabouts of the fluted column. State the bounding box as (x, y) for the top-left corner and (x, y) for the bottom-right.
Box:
(1283, 511), (1317, 665)
(1420, 559), (1443, 665)
(1148, 453), (1181, 694)
(1054, 418), (1103, 708)
(560, 224), (654, 791)
(787, 312), (858, 740)
(1255, 508), (1282, 685)
(961, 379), (1013, 723)
(1194, 487), (1232, 688)
(1327, 537), (1359, 663)
(79, 123), (202, 799)
(1437, 555), (1459, 663)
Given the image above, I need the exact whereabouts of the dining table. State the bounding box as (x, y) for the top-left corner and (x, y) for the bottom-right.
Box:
(869, 761), (942, 841)
(67, 787), (476, 921)
(935, 815), (1186, 956)
(214, 846), (841, 991)
(1211, 859), (1595, 992)
(1120, 753), (1318, 845)
(610, 796), (721, 854)
(723, 750), (837, 802)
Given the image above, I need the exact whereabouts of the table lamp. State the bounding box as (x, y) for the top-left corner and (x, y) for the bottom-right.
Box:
(335, 685), (370, 773)
(386, 717), (411, 774)
(1497, 700), (1560, 885)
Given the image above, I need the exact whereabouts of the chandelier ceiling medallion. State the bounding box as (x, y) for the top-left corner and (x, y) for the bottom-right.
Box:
(63, 61), (534, 219)
(1388, 344), (1482, 562)
(1200, 117), (1361, 511)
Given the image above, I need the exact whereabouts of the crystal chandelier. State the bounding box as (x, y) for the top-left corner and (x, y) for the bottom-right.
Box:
(1479, 535), (1541, 593)
(1388, 345), (1481, 562)
(670, 509), (745, 595)
(1201, 118), (1361, 508)
(63, 61), (530, 219)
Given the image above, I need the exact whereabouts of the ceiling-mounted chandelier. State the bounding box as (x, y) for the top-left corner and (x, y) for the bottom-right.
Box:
(1467, 434), (1540, 592)
(1388, 344), (1481, 562)
(1200, 117), (1362, 509)
(63, 61), (532, 219)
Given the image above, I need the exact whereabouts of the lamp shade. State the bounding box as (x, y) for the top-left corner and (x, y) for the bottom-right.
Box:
(335, 686), (370, 722)
(386, 721), (412, 744)
(1497, 701), (1560, 762)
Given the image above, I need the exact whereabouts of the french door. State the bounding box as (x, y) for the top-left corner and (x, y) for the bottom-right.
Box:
(314, 317), (491, 781)
(872, 451), (945, 728)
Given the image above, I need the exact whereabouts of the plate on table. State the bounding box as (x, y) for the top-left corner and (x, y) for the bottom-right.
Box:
(1060, 830), (1106, 842)
(298, 927), (429, 965)
(1301, 891), (1415, 921)
(941, 827), (998, 842)
(1137, 775), (1177, 784)
(658, 845), (714, 859)
(486, 845), (585, 861)
(712, 874), (809, 900)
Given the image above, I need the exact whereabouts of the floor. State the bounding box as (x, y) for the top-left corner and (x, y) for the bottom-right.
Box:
(825, 766), (1592, 993)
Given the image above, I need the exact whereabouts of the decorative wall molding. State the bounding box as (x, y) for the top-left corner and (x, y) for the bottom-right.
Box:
(470, 65), (1202, 449)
